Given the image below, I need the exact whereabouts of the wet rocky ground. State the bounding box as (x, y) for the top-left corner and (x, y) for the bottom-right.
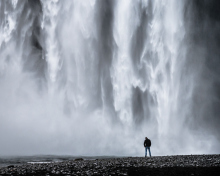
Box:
(0, 155), (220, 175)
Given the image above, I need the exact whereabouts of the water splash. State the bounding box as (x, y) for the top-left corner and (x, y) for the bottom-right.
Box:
(0, 0), (219, 156)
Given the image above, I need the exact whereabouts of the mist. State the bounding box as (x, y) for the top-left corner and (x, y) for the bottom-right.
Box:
(0, 0), (220, 156)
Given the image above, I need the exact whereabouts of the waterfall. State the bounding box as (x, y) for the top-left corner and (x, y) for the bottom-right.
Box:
(0, 0), (220, 156)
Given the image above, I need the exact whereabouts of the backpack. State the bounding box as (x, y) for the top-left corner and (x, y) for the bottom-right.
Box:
(148, 139), (151, 147)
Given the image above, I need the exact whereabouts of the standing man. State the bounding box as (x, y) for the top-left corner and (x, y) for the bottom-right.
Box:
(144, 137), (151, 157)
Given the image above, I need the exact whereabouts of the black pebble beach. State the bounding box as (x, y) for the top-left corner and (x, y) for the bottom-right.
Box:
(0, 155), (220, 176)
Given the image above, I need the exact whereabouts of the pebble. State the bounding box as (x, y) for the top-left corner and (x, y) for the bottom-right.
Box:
(0, 155), (220, 175)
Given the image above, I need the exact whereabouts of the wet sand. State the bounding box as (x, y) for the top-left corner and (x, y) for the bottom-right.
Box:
(0, 155), (220, 175)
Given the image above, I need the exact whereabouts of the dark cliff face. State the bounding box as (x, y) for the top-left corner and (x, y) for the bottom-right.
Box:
(183, 0), (220, 141)
(192, 0), (220, 21)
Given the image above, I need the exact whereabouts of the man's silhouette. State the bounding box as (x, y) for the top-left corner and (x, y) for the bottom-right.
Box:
(144, 137), (151, 157)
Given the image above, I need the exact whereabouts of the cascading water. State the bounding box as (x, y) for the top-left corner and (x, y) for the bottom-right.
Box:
(0, 0), (220, 156)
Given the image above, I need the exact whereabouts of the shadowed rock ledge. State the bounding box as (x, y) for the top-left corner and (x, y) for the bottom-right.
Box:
(0, 155), (220, 175)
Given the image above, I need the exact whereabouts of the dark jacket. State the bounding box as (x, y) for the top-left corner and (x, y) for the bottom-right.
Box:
(144, 139), (151, 147)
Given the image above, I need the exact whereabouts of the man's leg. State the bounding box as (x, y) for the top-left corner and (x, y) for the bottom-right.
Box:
(148, 147), (151, 157)
(145, 147), (147, 157)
